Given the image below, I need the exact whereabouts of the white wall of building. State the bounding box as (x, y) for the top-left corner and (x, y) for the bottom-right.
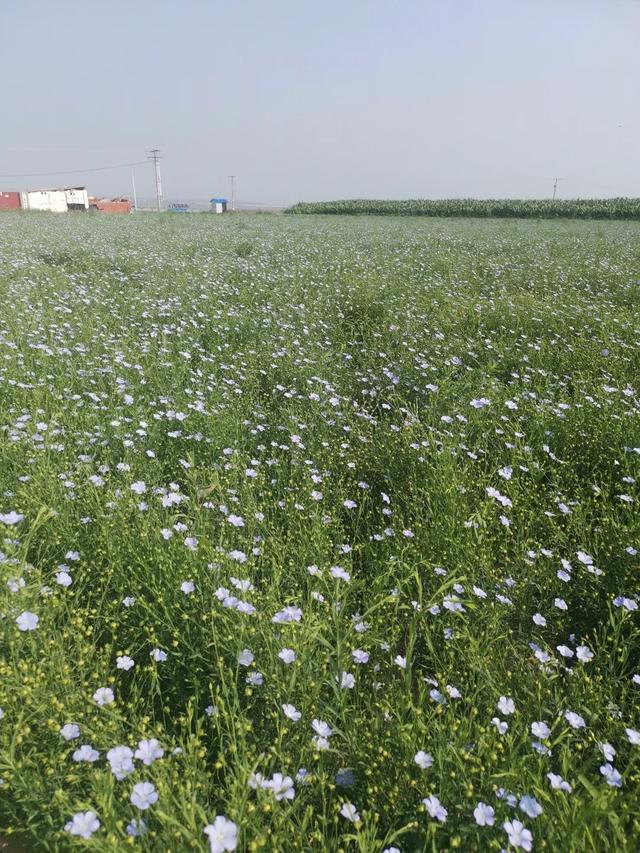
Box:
(24, 190), (68, 212)
(65, 188), (89, 209)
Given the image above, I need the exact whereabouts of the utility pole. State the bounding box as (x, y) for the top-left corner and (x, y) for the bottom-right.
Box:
(552, 177), (561, 200)
(228, 175), (236, 211)
(131, 167), (138, 211)
(147, 148), (163, 211)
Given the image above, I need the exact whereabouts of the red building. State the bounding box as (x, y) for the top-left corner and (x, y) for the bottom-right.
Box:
(0, 191), (21, 210)
(88, 196), (133, 214)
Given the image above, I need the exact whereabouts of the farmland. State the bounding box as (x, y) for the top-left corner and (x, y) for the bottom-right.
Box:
(0, 211), (639, 851)
(286, 198), (640, 219)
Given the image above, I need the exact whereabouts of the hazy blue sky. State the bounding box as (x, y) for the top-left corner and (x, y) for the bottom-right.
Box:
(2, 0), (639, 205)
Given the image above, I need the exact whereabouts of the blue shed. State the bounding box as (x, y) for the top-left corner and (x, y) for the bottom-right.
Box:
(210, 197), (228, 213)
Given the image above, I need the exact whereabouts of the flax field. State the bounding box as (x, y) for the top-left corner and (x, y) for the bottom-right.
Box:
(0, 212), (639, 852)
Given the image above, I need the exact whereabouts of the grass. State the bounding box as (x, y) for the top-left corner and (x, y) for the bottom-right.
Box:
(0, 211), (639, 851)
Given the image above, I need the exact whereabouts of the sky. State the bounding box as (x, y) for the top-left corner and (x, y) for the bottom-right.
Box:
(1, 0), (639, 206)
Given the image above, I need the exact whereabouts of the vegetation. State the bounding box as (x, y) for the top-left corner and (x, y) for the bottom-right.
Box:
(286, 197), (640, 219)
(1, 212), (639, 851)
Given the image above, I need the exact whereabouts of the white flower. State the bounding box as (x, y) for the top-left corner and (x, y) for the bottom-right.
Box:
(127, 818), (147, 837)
(130, 481), (147, 494)
(60, 723), (80, 740)
(491, 717), (508, 734)
(473, 802), (495, 826)
(135, 738), (164, 765)
(0, 511), (24, 525)
(330, 565), (351, 582)
(282, 703), (301, 722)
(352, 649), (369, 664)
(339, 671), (355, 689)
(107, 745), (135, 780)
(65, 811), (100, 839)
(227, 514), (245, 527)
(180, 580), (195, 594)
(547, 772), (572, 792)
(184, 536), (199, 550)
(16, 611), (39, 631)
(471, 397), (491, 409)
(228, 549), (247, 563)
(55, 571), (73, 587)
(312, 719), (332, 738)
(423, 795), (447, 822)
(497, 696), (515, 715)
(485, 487), (512, 508)
(93, 687), (114, 706)
(503, 819), (533, 851)
(564, 710), (586, 729)
(130, 781), (158, 810)
(613, 596), (638, 612)
(73, 744), (99, 762)
(414, 750), (433, 769)
(557, 644), (574, 658)
(531, 721), (550, 739)
(519, 795), (543, 818)
(394, 655), (407, 670)
(267, 772), (295, 801)
(116, 655), (135, 670)
(599, 742), (616, 761)
(248, 772), (265, 790)
(340, 802), (360, 822)
(576, 645), (594, 662)
(278, 648), (296, 664)
(272, 606), (302, 623)
(204, 816), (238, 852)
(430, 688), (446, 704)
(238, 649), (254, 666)
(600, 763), (622, 787)
(625, 727), (640, 746)
(150, 648), (168, 662)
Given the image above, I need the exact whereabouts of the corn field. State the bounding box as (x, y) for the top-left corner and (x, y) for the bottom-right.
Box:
(286, 198), (640, 219)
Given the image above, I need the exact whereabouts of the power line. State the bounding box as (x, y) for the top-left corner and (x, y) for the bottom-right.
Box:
(0, 160), (148, 179)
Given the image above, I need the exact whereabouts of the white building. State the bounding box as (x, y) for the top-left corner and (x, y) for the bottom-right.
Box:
(21, 189), (68, 212)
(20, 187), (88, 212)
(65, 187), (89, 210)
(210, 197), (228, 214)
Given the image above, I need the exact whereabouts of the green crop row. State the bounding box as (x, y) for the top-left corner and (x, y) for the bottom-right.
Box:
(285, 197), (640, 219)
